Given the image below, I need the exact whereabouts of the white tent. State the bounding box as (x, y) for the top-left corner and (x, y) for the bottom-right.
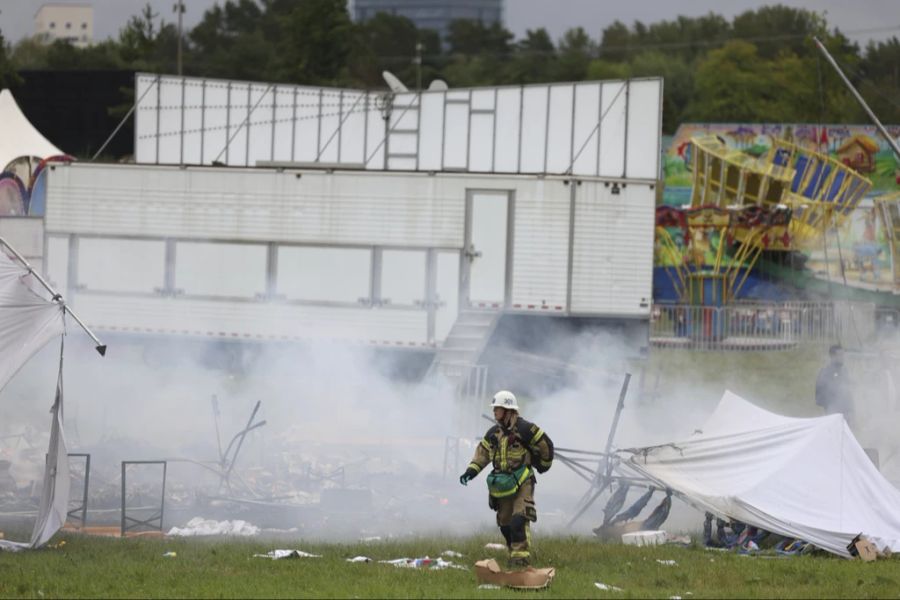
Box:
(627, 390), (900, 558)
(0, 243), (67, 551)
(0, 89), (63, 171)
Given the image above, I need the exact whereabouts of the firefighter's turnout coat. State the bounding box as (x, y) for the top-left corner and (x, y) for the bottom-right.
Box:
(468, 414), (554, 493)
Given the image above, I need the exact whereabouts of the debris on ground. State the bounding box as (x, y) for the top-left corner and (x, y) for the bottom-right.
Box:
(656, 559), (677, 566)
(477, 584), (502, 590)
(667, 535), (691, 546)
(378, 556), (466, 570)
(441, 549), (463, 557)
(484, 543), (506, 550)
(168, 517), (260, 537)
(594, 582), (623, 592)
(253, 549), (322, 559)
(162, 551), (177, 558)
(622, 530), (667, 546)
(474, 558), (555, 590)
(346, 556), (372, 563)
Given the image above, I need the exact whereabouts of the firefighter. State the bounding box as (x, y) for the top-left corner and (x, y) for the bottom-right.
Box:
(459, 390), (554, 567)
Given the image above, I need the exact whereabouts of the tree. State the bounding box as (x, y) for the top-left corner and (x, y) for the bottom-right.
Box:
(598, 20), (630, 62)
(0, 31), (21, 88)
(505, 28), (555, 84)
(555, 27), (594, 81)
(685, 40), (771, 122)
(446, 20), (512, 57)
(271, 0), (354, 85)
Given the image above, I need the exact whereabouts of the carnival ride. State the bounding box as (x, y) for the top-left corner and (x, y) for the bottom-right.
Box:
(657, 134), (873, 306)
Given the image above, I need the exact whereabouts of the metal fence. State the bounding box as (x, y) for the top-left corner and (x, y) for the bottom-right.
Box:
(649, 301), (857, 351)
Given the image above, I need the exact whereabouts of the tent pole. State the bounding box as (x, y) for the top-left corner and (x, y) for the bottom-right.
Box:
(0, 236), (106, 356)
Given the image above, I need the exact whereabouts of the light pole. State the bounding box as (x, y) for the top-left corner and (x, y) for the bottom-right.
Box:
(414, 42), (423, 91)
(174, 0), (185, 76)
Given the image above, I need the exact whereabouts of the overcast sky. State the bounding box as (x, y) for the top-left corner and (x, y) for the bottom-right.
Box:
(1, 0), (898, 47)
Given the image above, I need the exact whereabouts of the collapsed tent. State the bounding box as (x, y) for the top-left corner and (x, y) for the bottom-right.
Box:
(626, 390), (900, 558)
(0, 238), (103, 550)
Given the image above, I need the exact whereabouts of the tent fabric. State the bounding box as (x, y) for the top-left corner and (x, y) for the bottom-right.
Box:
(0, 247), (66, 391)
(0, 245), (68, 551)
(626, 390), (900, 557)
(0, 89), (63, 171)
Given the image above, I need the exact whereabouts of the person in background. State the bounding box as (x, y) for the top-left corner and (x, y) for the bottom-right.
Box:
(815, 344), (854, 427)
(459, 390), (553, 568)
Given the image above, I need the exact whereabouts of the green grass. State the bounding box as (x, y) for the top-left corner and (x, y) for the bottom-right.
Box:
(1, 533), (897, 598)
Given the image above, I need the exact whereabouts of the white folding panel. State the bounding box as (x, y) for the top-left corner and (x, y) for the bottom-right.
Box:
(157, 77), (183, 164)
(519, 87), (548, 173)
(443, 92), (469, 170)
(510, 180), (569, 312)
(434, 250), (460, 342)
(272, 87), (296, 162)
(135, 73), (661, 180)
(201, 80), (229, 164)
(598, 81), (628, 178)
(418, 93), (443, 171)
(339, 91), (368, 166)
(276, 246), (370, 304)
(182, 79), (204, 164)
(77, 238), (165, 294)
(626, 80), (663, 180)
(246, 84), (274, 165)
(493, 88), (522, 173)
(467, 191), (508, 306)
(175, 241), (267, 299)
(546, 84), (575, 173)
(570, 183), (654, 316)
(226, 82), (250, 166)
(381, 249), (426, 306)
(572, 83), (601, 176)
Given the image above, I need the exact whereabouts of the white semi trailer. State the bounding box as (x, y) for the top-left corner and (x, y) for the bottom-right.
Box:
(33, 74), (661, 365)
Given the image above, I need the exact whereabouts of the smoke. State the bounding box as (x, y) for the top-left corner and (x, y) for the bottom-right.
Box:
(10, 315), (897, 542)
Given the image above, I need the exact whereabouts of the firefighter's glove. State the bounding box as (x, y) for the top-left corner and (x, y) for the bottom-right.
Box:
(459, 468), (478, 486)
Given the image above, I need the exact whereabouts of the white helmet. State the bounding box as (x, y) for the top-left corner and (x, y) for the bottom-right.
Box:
(490, 390), (519, 412)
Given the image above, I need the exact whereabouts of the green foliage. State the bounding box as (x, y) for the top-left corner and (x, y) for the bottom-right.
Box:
(5, 3), (899, 134)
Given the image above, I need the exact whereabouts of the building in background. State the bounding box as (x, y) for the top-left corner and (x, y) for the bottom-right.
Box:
(353, 0), (502, 41)
(34, 3), (93, 48)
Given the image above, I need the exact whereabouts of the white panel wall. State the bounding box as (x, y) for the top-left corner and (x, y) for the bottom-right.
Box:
(135, 74), (662, 180)
(570, 183), (654, 316)
(509, 180), (569, 311)
(175, 241), (267, 299)
(277, 246), (370, 304)
(45, 164), (465, 248)
(69, 294), (430, 345)
(78, 238), (165, 294)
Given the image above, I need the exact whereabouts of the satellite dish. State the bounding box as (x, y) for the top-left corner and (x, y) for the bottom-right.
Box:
(382, 71), (409, 93)
(427, 79), (449, 91)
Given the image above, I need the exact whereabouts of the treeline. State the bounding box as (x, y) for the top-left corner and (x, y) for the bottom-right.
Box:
(1, 1), (899, 133)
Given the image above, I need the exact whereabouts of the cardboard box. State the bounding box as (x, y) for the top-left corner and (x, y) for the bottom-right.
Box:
(854, 539), (878, 562)
(474, 558), (555, 590)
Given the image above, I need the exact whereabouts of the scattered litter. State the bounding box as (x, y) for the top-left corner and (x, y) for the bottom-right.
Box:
(162, 551), (177, 558)
(253, 549), (322, 560)
(669, 596), (681, 599)
(475, 559), (555, 590)
(168, 517), (259, 537)
(360, 536), (382, 543)
(656, 559), (678, 566)
(441, 549), (464, 558)
(346, 556), (372, 563)
(594, 582), (624, 592)
(48, 540), (66, 549)
(484, 543), (507, 550)
(477, 584), (502, 590)
(667, 535), (692, 546)
(378, 556), (466, 570)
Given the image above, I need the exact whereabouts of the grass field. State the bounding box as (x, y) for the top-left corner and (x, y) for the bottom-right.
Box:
(1, 532), (898, 598)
